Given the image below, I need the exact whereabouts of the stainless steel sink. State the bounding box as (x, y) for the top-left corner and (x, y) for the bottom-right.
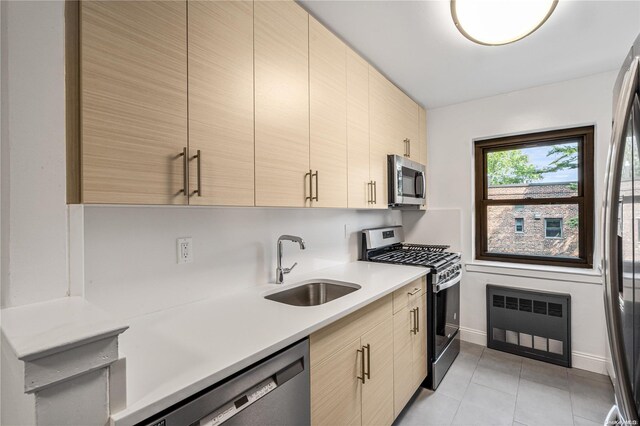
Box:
(265, 280), (361, 306)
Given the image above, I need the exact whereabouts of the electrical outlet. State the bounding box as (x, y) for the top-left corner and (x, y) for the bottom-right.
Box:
(177, 237), (193, 264)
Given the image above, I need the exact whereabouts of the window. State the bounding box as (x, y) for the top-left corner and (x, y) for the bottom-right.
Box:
(544, 218), (563, 238)
(474, 126), (594, 268)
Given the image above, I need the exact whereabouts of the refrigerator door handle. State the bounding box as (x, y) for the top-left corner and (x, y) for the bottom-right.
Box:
(603, 55), (640, 424)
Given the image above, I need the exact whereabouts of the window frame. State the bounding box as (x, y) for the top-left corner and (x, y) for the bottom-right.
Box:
(544, 218), (563, 239)
(474, 126), (594, 268)
(514, 217), (524, 234)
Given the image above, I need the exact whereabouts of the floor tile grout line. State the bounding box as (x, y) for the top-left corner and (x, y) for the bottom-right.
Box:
(448, 346), (484, 425)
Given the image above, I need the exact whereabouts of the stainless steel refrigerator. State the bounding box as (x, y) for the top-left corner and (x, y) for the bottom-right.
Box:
(603, 33), (640, 425)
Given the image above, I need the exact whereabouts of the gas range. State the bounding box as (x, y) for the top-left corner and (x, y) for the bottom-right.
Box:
(361, 226), (461, 285)
(361, 225), (461, 391)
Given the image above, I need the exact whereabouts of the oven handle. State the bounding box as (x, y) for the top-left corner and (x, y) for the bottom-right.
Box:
(433, 273), (461, 293)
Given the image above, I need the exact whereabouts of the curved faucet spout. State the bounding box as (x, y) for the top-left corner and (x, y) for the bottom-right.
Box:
(276, 235), (306, 284)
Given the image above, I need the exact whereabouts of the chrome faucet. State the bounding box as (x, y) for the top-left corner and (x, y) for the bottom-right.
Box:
(276, 235), (306, 284)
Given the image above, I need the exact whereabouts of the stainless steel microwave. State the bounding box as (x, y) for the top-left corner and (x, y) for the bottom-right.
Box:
(387, 154), (426, 208)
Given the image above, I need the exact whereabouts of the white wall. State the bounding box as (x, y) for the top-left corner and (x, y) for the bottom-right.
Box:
(405, 71), (617, 373)
(0, 0), (69, 308)
(83, 206), (400, 320)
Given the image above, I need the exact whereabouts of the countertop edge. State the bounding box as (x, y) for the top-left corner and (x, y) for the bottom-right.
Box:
(110, 264), (429, 426)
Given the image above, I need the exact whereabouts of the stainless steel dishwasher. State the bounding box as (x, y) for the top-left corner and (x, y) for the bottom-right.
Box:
(140, 339), (310, 426)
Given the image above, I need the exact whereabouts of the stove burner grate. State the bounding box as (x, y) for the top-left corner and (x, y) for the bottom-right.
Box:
(402, 244), (450, 252)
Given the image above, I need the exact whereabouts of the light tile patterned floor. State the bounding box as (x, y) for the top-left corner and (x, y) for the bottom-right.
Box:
(394, 341), (614, 426)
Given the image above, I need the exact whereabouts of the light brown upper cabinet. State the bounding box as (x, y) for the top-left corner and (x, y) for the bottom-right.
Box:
(346, 49), (372, 209)
(70, 0), (426, 209)
(80, 1), (188, 204)
(254, 1), (310, 207)
(187, 0), (254, 206)
(369, 67), (399, 209)
(397, 93), (419, 160)
(369, 67), (422, 208)
(309, 17), (348, 208)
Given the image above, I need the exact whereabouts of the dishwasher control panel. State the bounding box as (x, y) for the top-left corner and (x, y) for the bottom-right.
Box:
(199, 378), (277, 426)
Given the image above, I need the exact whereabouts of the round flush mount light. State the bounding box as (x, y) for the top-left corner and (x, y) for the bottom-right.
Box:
(451, 0), (558, 46)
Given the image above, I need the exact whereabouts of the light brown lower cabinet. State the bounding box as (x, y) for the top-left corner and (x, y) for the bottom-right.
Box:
(310, 279), (429, 426)
(310, 295), (394, 426)
(393, 285), (428, 417)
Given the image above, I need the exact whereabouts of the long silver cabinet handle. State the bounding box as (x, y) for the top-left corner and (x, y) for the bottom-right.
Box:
(179, 147), (188, 197)
(305, 170), (312, 202)
(408, 287), (421, 296)
(367, 181), (372, 204)
(407, 138), (411, 158)
(373, 181), (377, 204)
(357, 347), (366, 384)
(192, 149), (201, 197)
(364, 344), (371, 380)
(416, 306), (420, 333)
(410, 308), (416, 334)
(313, 170), (319, 202)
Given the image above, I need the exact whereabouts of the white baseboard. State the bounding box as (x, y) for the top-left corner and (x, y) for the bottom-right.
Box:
(458, 326), (608, 375)
(459, 326), (486, 346)
(572, 351), (608, 375)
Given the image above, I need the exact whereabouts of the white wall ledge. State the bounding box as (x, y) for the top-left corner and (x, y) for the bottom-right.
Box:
(465, 261), (603, 285)
(1, 296), (128, 361)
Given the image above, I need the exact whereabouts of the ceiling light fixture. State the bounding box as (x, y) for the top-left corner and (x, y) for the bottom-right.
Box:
(451, 0), (558, 46)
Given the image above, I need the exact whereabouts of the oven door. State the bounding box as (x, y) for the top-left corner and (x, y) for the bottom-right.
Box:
(433, 273), (461, 359)
(388, 155), (426, 206)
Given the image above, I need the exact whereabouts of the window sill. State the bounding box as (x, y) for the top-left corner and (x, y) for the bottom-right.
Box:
(465, 260), (603, 285)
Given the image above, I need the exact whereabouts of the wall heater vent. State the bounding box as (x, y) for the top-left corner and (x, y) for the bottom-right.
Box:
(487, 284), (571, 367)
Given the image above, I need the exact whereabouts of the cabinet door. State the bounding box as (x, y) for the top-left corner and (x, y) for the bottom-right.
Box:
(403, 98), (419, 160)
(346, 49), (371, 209)
(311, 339), (362, 426)
(309, 17), (347, 208)
(412, 294), (428, 388)
(368, 67), (395, 209)
(393, 305), (415, 417)
(254, 0), (309, 207)
(188, 1), (254, 206)
(81, 1), (188, 204)
(361, 319), (395, 426)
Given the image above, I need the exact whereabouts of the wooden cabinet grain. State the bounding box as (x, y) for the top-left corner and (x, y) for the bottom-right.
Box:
(393, 277), (428, 417)
(310, 295), (394, 426)
(254, 0), (310, 207)
(346, 49), (371, 209)
(72, 0), (426, 209)
(187, 0), (254, 206)
(309, 17), (348, 208)
(80, 1), (188, 204)
(361, 320), (395, 426)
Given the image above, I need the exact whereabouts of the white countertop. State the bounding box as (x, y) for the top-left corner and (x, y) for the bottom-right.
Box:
(1, 296), (129, 361)
(111, 261), (428, 426)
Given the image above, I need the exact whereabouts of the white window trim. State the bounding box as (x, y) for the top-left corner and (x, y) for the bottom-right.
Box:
(514, 217), (524, 233)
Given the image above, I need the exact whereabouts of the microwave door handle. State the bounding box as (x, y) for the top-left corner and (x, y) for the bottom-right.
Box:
(415, 172), (426, 198)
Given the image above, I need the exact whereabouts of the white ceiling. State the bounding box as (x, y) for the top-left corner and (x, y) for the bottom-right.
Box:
(299, 0), (640, 109)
